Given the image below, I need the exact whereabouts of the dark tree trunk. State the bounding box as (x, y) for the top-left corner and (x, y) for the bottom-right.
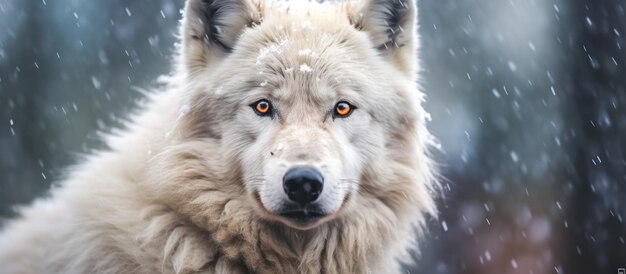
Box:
(564, 0), (626, 272)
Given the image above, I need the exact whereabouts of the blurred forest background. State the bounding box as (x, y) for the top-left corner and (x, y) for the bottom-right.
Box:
(1, 0), (625, 273)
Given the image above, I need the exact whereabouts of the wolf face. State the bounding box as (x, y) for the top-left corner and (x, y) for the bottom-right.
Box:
(160, 0), (434, 232)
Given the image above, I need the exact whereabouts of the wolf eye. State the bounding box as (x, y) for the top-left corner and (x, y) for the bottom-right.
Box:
(251, 99), (273, 117)
(334, 101), (355, 118)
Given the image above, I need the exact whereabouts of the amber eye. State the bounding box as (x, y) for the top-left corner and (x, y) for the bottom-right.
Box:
(251, 99), (273, 117)
(334, 101), (355, 118)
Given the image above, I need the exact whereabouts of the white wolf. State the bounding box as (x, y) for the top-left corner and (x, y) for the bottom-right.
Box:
(0, 0), (437, 273)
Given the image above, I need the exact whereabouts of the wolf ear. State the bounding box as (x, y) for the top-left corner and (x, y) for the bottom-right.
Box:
(182, 0), (262, 75)
(350, 0), (418, 77)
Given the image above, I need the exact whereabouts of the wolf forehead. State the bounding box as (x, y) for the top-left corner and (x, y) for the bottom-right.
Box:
(226, 17), (377, 87)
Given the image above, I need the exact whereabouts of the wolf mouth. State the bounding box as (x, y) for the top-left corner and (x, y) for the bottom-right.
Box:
(251, 191), (330, 227)
(279, 209), (326, 222)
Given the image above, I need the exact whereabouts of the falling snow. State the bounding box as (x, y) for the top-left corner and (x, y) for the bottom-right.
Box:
(299, 63), (313, 73)
(298, 48), (313, 56)
(0, 1), (624, 274)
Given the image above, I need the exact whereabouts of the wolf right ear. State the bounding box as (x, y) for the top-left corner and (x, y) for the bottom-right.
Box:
(182, 0), (262, 75)
(349, 0), (418, 78)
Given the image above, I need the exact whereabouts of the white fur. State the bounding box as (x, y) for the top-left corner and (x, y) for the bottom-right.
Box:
(0, 1), (438, 273)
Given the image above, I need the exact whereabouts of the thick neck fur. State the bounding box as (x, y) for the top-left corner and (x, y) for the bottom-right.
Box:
(145, 201), (417, 274)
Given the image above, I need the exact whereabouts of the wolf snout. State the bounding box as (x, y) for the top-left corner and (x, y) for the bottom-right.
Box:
(282, 166), (324, 205)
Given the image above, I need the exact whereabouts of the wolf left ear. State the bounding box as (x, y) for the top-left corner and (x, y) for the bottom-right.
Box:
(182, 0), (262, 75)
(350, 0), (418, 77)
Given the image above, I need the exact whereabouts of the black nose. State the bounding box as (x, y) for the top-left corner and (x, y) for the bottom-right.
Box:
(283, 167), (324, 205)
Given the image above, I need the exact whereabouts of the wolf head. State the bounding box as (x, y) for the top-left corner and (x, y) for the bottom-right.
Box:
(153, 0), (435, 232)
